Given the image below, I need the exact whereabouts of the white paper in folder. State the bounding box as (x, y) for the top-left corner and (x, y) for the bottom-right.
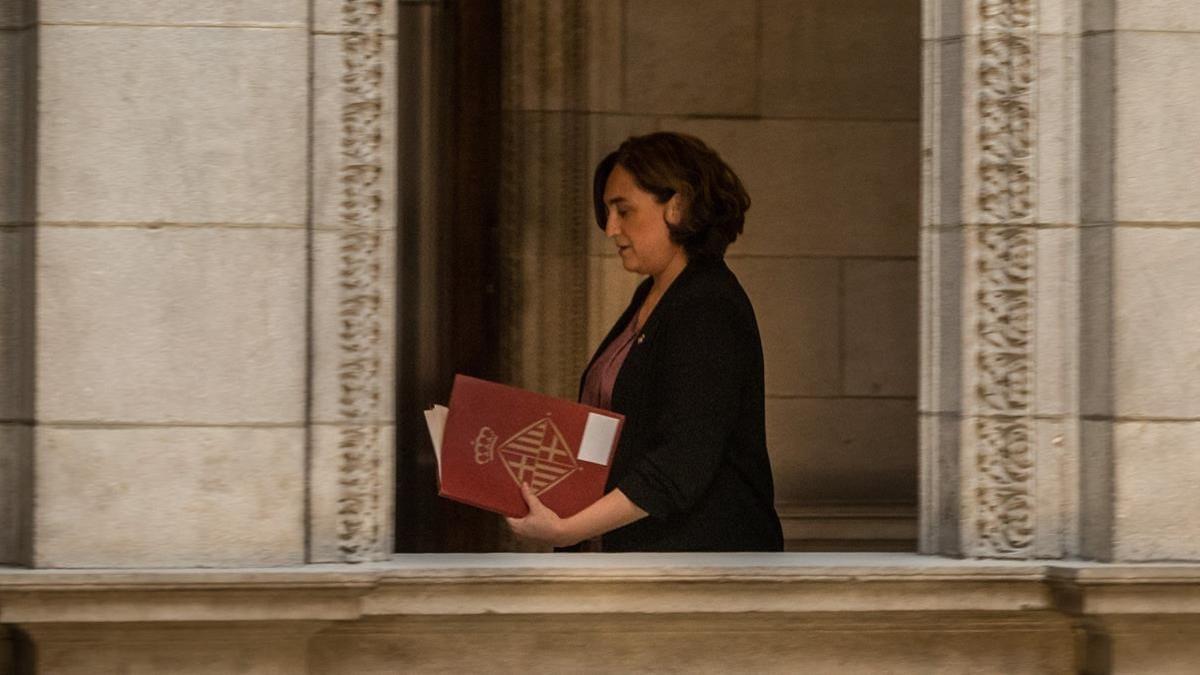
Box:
(422, 404), (448, 479)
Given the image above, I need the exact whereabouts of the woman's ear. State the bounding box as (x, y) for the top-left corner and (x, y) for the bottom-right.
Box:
(664, 193), (684, 227)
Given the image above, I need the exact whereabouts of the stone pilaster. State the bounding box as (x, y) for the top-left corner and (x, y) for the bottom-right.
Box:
(307, 0), (398, 563)
(922, 0), (1200, 561)
(921, 0), (1084, 558)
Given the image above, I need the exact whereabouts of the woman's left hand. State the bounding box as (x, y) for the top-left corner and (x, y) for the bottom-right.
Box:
(506, 482), (578, 548)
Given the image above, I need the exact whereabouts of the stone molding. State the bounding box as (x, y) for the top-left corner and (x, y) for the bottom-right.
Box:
(969, 0), (1038, 558)
(7, 556), (1200, 672)
(2, 555), (1200, 622)
(333, 0), (388, 562)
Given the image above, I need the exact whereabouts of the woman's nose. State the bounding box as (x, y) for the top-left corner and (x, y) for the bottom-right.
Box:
(604, 212), (620, 237)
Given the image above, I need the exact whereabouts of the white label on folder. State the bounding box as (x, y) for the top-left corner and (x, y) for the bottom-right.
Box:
(578, 413), (619, 465)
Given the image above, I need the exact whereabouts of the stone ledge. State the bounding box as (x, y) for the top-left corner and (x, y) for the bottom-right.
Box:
(1, 553), (1198, 624)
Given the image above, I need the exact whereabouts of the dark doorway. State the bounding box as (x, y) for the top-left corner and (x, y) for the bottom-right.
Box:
(394, 0), (504, 552)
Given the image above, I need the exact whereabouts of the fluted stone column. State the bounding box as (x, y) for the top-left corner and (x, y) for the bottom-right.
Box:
(921, 0), (1200, 561)
(498, 0), (593, 400)
(0, 0), (397, 567)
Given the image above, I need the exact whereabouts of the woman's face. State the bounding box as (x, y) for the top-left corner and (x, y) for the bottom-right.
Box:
(602, 164), (685, 277)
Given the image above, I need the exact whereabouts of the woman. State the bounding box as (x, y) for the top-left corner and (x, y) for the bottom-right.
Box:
(507, 132), (784, 552)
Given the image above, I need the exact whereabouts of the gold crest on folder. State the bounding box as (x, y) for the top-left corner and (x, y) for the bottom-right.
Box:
(472, 417), (581, 496)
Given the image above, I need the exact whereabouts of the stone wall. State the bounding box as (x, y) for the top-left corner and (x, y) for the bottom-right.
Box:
(1077, 1), (1200, 562)
(0, 0), (396, 567)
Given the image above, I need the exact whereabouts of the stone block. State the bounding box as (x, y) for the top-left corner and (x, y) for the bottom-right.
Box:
(1079, 225), (1113, 417)
(1105, 618), (1200, 675)
(37, 226), (306, 424)
(1033, 226), (1080, 416)
(922, 38), (964, 229)
(503, 252), (592, 399)
(1035, 34), (1081, 226)
(25, 623), (320, 675)
(1032, 416), (1079, 558)
(504, 1), (596, 112)
(38, 25), (307, 225)
(1036, 0), (1083, 36)
(1079, 419), (1113, 560)
(34, 425), (305, 567)
(843, 259), (919, 397)
(0, 424), (32, 565)
(0, 1), (33, 28)
(918, 411), (962, 555)
(1081, 32), (1115, 225)
(586, 255), (644, 352)
(668, 118), (919, 257)
(921, 0), (964, 40)
(623, 0), (758, 116)
(1113, 32), (1200, 223)
(0, 227), (33, 421)
(312, 33), (397, 230)
(309, 423), (395, 563)
(1084, 0), (1200, 32)
(502, 111), (593, 258)
(1111, 421), (1200, 561)
(40, 1), (307, 25)
(1112, 228), (1200, 418)
(726, 257), (841, 397)
(584, 0), (623, 113)
(766, 397), (918, 504)
(310, 229), (396, 425)
(0, 30), (33, 223)
(918, 228), (964, 415)
(312, 614), (1074, 674)
(761, 0), (920, 120)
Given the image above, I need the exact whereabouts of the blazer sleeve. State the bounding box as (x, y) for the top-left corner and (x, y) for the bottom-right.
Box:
(615, 294), (752, 519)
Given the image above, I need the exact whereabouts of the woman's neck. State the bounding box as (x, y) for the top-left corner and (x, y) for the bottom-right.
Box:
(650, 249), (688, 297)
(638, 250), (688, 329)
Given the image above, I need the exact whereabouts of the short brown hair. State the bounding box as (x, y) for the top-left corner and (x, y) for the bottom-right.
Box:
(593, 132), (750, 262)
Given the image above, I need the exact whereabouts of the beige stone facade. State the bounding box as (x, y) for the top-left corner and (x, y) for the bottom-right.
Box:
(2, 0), (1200, 672)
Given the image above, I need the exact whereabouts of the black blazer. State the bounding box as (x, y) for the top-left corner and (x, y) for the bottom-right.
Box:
(580, 258), (784, 551)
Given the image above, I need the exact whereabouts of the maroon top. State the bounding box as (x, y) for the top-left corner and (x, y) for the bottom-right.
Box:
(580, 312), (640, 411)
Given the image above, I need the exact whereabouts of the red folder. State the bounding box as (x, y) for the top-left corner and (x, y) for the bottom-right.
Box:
(428, 375), (624, 518)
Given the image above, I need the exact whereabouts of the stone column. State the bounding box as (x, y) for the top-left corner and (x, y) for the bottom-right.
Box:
(498, 0), (594, 400)
(921, 0), (1200, 561)
(0, 0), (397, 567)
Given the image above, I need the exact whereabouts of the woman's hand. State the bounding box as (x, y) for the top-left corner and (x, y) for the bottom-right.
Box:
(505, 483), (579, 548)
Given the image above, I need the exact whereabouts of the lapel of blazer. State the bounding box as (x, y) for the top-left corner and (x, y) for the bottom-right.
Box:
(631, 258), (718, 349)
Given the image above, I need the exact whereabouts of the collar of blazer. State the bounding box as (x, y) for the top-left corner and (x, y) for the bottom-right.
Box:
(580, 258), (728, 393)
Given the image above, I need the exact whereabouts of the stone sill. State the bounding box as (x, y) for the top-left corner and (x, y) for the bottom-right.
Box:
(2, 553), (1200, 624)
